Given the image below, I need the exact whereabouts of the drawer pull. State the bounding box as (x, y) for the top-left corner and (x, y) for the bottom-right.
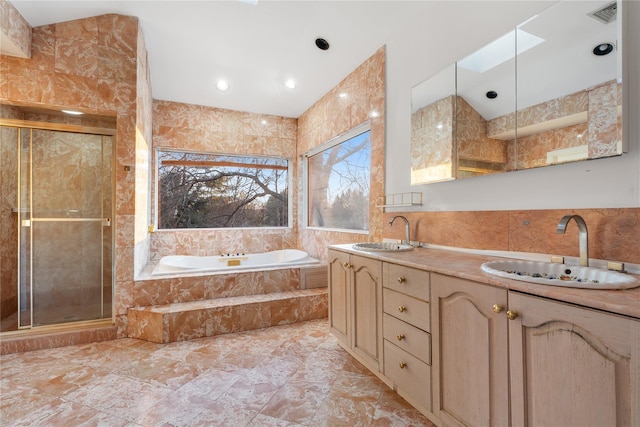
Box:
(492, 304), (504, 313)
(396, 334), (405, 341)
(398, 305), (406, 313)
(399, 362), (407, 369)
(397, 276), (405, 284)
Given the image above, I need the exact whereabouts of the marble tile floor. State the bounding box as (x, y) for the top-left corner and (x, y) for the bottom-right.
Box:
(0, 319), (435, 426)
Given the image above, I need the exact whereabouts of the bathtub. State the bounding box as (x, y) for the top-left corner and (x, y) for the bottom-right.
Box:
(151, 249), (319, 276)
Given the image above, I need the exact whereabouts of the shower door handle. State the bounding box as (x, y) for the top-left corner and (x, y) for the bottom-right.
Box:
(23, 218), (112, 226)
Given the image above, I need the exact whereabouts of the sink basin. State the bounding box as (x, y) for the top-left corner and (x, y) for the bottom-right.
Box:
(352, 242), (414, 252)
(481, 260), (640, 290)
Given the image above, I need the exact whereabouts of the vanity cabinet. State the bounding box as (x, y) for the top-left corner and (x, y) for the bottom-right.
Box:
(328, 249), (383, 372)
(508, 291), (639, 427)
(431, 273), (509, 427)
(432, 273), (640, 427)
(382, 263), (432, 414)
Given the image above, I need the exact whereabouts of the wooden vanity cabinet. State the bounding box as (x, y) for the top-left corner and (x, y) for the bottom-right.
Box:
(431, 273), (509, 427)
(382, 263), (432, 415)
(432, 273), (640, 427)
(508, 291), (640, 427)
(328, 249), (383, 373)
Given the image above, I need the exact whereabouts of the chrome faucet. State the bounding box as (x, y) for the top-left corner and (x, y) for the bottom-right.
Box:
(556, 214), (589, 266)
(389, 215), (411, 245)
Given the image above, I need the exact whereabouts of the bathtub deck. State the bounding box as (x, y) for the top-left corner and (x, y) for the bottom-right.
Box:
(127, 288), (328, 343)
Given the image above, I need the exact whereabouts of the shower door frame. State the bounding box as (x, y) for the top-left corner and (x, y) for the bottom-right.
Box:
(1, 118), (116, 330)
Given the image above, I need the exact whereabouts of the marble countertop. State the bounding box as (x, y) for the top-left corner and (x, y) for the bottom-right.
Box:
(330, 244), (640, 320)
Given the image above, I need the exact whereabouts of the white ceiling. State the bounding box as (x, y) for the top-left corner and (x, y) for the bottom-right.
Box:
(10, 0), (438, 118)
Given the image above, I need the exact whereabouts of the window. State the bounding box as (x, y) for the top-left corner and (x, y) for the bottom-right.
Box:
(307, 125), (371, 231)
(157, 150), (289, 229)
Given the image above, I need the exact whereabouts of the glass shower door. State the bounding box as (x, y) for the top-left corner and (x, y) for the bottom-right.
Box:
(19, 128), (113, 327)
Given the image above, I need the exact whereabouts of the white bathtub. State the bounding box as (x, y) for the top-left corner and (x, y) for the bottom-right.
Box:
(151, 249), (319, 276)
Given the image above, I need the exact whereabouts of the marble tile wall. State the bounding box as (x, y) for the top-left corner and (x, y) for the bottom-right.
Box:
(0, 0), (31, 58)
(134, 24), (153, 279)
(297, 47), (386, 263)
(383, 208), (640, 265)
(0, 13), (150, 336)
(151, 100), (298, 259)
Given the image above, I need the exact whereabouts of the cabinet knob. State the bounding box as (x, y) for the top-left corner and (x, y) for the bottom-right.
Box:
(342, 262), (352, 269)
(492, 304), (504, 313)
(399, 362), (407, 369)
(507, 310), (518, 320)
(397, 334), (405, 341)
(397, 276), (405, 284)
(398, 305), (406, 313)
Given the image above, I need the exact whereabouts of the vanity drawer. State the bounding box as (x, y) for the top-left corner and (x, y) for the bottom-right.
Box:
(383, 313), (431, 365)
(384, 339), (431, 412)
(383, 288), (430, 331)
(383, 263), (430, 301)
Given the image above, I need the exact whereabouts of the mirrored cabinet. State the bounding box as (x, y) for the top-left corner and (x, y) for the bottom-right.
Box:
(411, 63), (457, 184)
(411, 0), (624, 184)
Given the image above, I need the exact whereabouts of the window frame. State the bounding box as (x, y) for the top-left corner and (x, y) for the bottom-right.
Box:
(154, 148), (293, 230)
(302, 122), (371, 234)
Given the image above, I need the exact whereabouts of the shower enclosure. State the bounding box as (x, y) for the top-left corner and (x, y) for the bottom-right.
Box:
(0, 120), (114, 332)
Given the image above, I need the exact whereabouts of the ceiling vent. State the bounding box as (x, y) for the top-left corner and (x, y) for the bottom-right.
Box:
(588, 1), (617, 24)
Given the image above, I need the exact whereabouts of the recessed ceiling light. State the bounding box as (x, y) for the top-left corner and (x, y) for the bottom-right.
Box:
(315, 38), (330, 51)
(217, 80), (229, 91)
(593, 43), (614, 56)
(62, 110), (84, 115)
(285, 79), (296, 89)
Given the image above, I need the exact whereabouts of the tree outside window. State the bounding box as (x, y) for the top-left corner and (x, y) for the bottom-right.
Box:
(307, 128), (370, 231)
(158, 151), (288, 229)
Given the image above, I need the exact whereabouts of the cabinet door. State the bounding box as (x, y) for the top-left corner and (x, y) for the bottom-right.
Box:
(431, 274), (509, 427)
(328, 249), (350, 346)
(351, 254), (383, 370)
(508, 291), (640, 427)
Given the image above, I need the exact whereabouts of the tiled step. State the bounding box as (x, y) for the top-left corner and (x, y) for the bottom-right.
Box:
(127, 288), (328, 343)
(0, 322), (117, 355)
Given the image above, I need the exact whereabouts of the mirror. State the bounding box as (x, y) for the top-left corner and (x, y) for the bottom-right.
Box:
(411, 0), (623, 183)
(411, 63), (456, 184)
